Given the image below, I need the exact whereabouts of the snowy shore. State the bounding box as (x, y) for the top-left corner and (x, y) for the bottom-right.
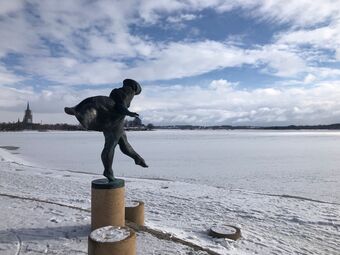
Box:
(0, 145), (339, 254)
(0, 149), (211, 255)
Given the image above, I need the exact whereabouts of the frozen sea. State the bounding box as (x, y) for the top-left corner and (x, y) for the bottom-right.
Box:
(0, 130), (339, 254)
(0, 129), (339, 203)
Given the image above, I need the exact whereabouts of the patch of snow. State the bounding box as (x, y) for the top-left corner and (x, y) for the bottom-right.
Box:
(126, 201), (140, 207)
(211, 225), (236, 235)
(0, 148), (32, 166)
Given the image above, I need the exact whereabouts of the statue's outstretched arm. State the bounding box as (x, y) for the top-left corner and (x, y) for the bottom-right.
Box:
(115, 104), (139, 117)
(118, 132), (148, 168)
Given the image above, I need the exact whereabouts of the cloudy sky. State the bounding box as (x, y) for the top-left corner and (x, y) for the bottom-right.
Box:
(1, 0), (340, 126)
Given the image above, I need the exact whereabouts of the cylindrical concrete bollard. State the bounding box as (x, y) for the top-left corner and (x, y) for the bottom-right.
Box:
(91, 178), (125, 230)
(88, 225), (136, 255)
(125, 200), (145, 226)
(209, 224), (241, 241)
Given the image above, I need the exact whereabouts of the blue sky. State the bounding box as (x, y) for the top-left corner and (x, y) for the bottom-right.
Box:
(0, 0), (340, 125)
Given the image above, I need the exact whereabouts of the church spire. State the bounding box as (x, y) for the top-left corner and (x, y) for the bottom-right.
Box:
(23, 101), (33, 125)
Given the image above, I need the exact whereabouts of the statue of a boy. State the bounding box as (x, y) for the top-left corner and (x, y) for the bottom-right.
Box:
(64, 79), (148, 181)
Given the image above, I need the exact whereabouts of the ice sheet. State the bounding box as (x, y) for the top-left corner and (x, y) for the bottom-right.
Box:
(0, 130), (339, 203)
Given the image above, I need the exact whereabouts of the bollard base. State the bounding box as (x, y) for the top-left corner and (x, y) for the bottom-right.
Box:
(125, 200), (145, 226)
(91, 178), (125, 230)
(88, 226), (136, 255)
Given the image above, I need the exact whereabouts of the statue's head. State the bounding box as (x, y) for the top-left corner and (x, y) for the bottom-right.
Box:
(123, 79), (142, 95)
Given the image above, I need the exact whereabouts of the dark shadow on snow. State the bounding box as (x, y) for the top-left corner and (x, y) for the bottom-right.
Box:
(2, 224), (91, 241)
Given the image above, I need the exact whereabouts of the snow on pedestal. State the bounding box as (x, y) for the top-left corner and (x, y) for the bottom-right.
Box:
(88, 226), (136, 255)
(90, 226), (131, 243)
(126, 201), (140, 208)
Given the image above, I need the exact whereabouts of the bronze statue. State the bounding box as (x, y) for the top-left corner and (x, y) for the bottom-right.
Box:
(64, 79), (148, 181)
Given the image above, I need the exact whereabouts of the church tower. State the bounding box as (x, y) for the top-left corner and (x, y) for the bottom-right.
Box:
(23, 102), (33, 124)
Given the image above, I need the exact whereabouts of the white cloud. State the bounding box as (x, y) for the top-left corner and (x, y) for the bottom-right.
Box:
(0, 11), (39, 58)
(250, 44), (307, 77)
(20, 57), (127, 85)
(4, 37), (310, 85)
(0, 66), (23, 85)
(303, 74), (316, 84)
(214, 0), (340, 28)
(209, 79), (236, 90)
(307, 67), (340, 80)
(0, 0), (338, 86)
(277, 23), (339, 46)
(1, 0), (340, 126)
(0, 1), (24, 16)
(137, 0), (340, 28)
(133, 79), (340, 125)
(88, 33), (154, 59)
(14, 41), (258, 84)
(276, 21), (340, 63)
(138, 0), (188, 23)
(167, 13), (198, 23)
(253, 0), (340, 28)
(126, 41), (253, 81)
(2, 79), (340, 125)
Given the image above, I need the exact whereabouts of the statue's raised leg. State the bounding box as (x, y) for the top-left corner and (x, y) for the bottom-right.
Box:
(118, 132), (148, 168)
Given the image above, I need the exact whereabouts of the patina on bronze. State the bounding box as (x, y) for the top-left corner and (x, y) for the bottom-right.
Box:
(64, 79), (148, 181)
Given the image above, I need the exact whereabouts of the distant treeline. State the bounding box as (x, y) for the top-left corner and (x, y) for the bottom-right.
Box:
(259, 124), (340, 130)
(155, 123), (340, 130)
(2, 122), (340, 131)
(0, 122), (84, 131)
(0, 121), (154, 131)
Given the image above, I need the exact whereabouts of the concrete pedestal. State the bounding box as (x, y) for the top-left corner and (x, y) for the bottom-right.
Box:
(91, 178), (125, 230)
(125, 201), (145, 226)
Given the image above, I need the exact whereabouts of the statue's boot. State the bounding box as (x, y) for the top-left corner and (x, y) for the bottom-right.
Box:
(135, 157), (148, 168)
(103, 169), (115, 182)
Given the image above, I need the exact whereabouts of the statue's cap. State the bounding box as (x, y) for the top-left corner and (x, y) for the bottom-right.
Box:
(123, 79), (141, 95)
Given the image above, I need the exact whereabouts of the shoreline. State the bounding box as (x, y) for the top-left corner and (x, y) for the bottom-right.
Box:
(0, 146), (20, 151)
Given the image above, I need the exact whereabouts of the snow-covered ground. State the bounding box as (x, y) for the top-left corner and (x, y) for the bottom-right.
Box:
(0, 130), (340, 254)
(0, 152), (210, 255)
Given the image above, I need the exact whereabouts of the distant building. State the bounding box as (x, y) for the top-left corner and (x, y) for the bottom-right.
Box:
(124, 117), (146, 130)
(23, 102), (33, 124)
(131, 117), (142, 127)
